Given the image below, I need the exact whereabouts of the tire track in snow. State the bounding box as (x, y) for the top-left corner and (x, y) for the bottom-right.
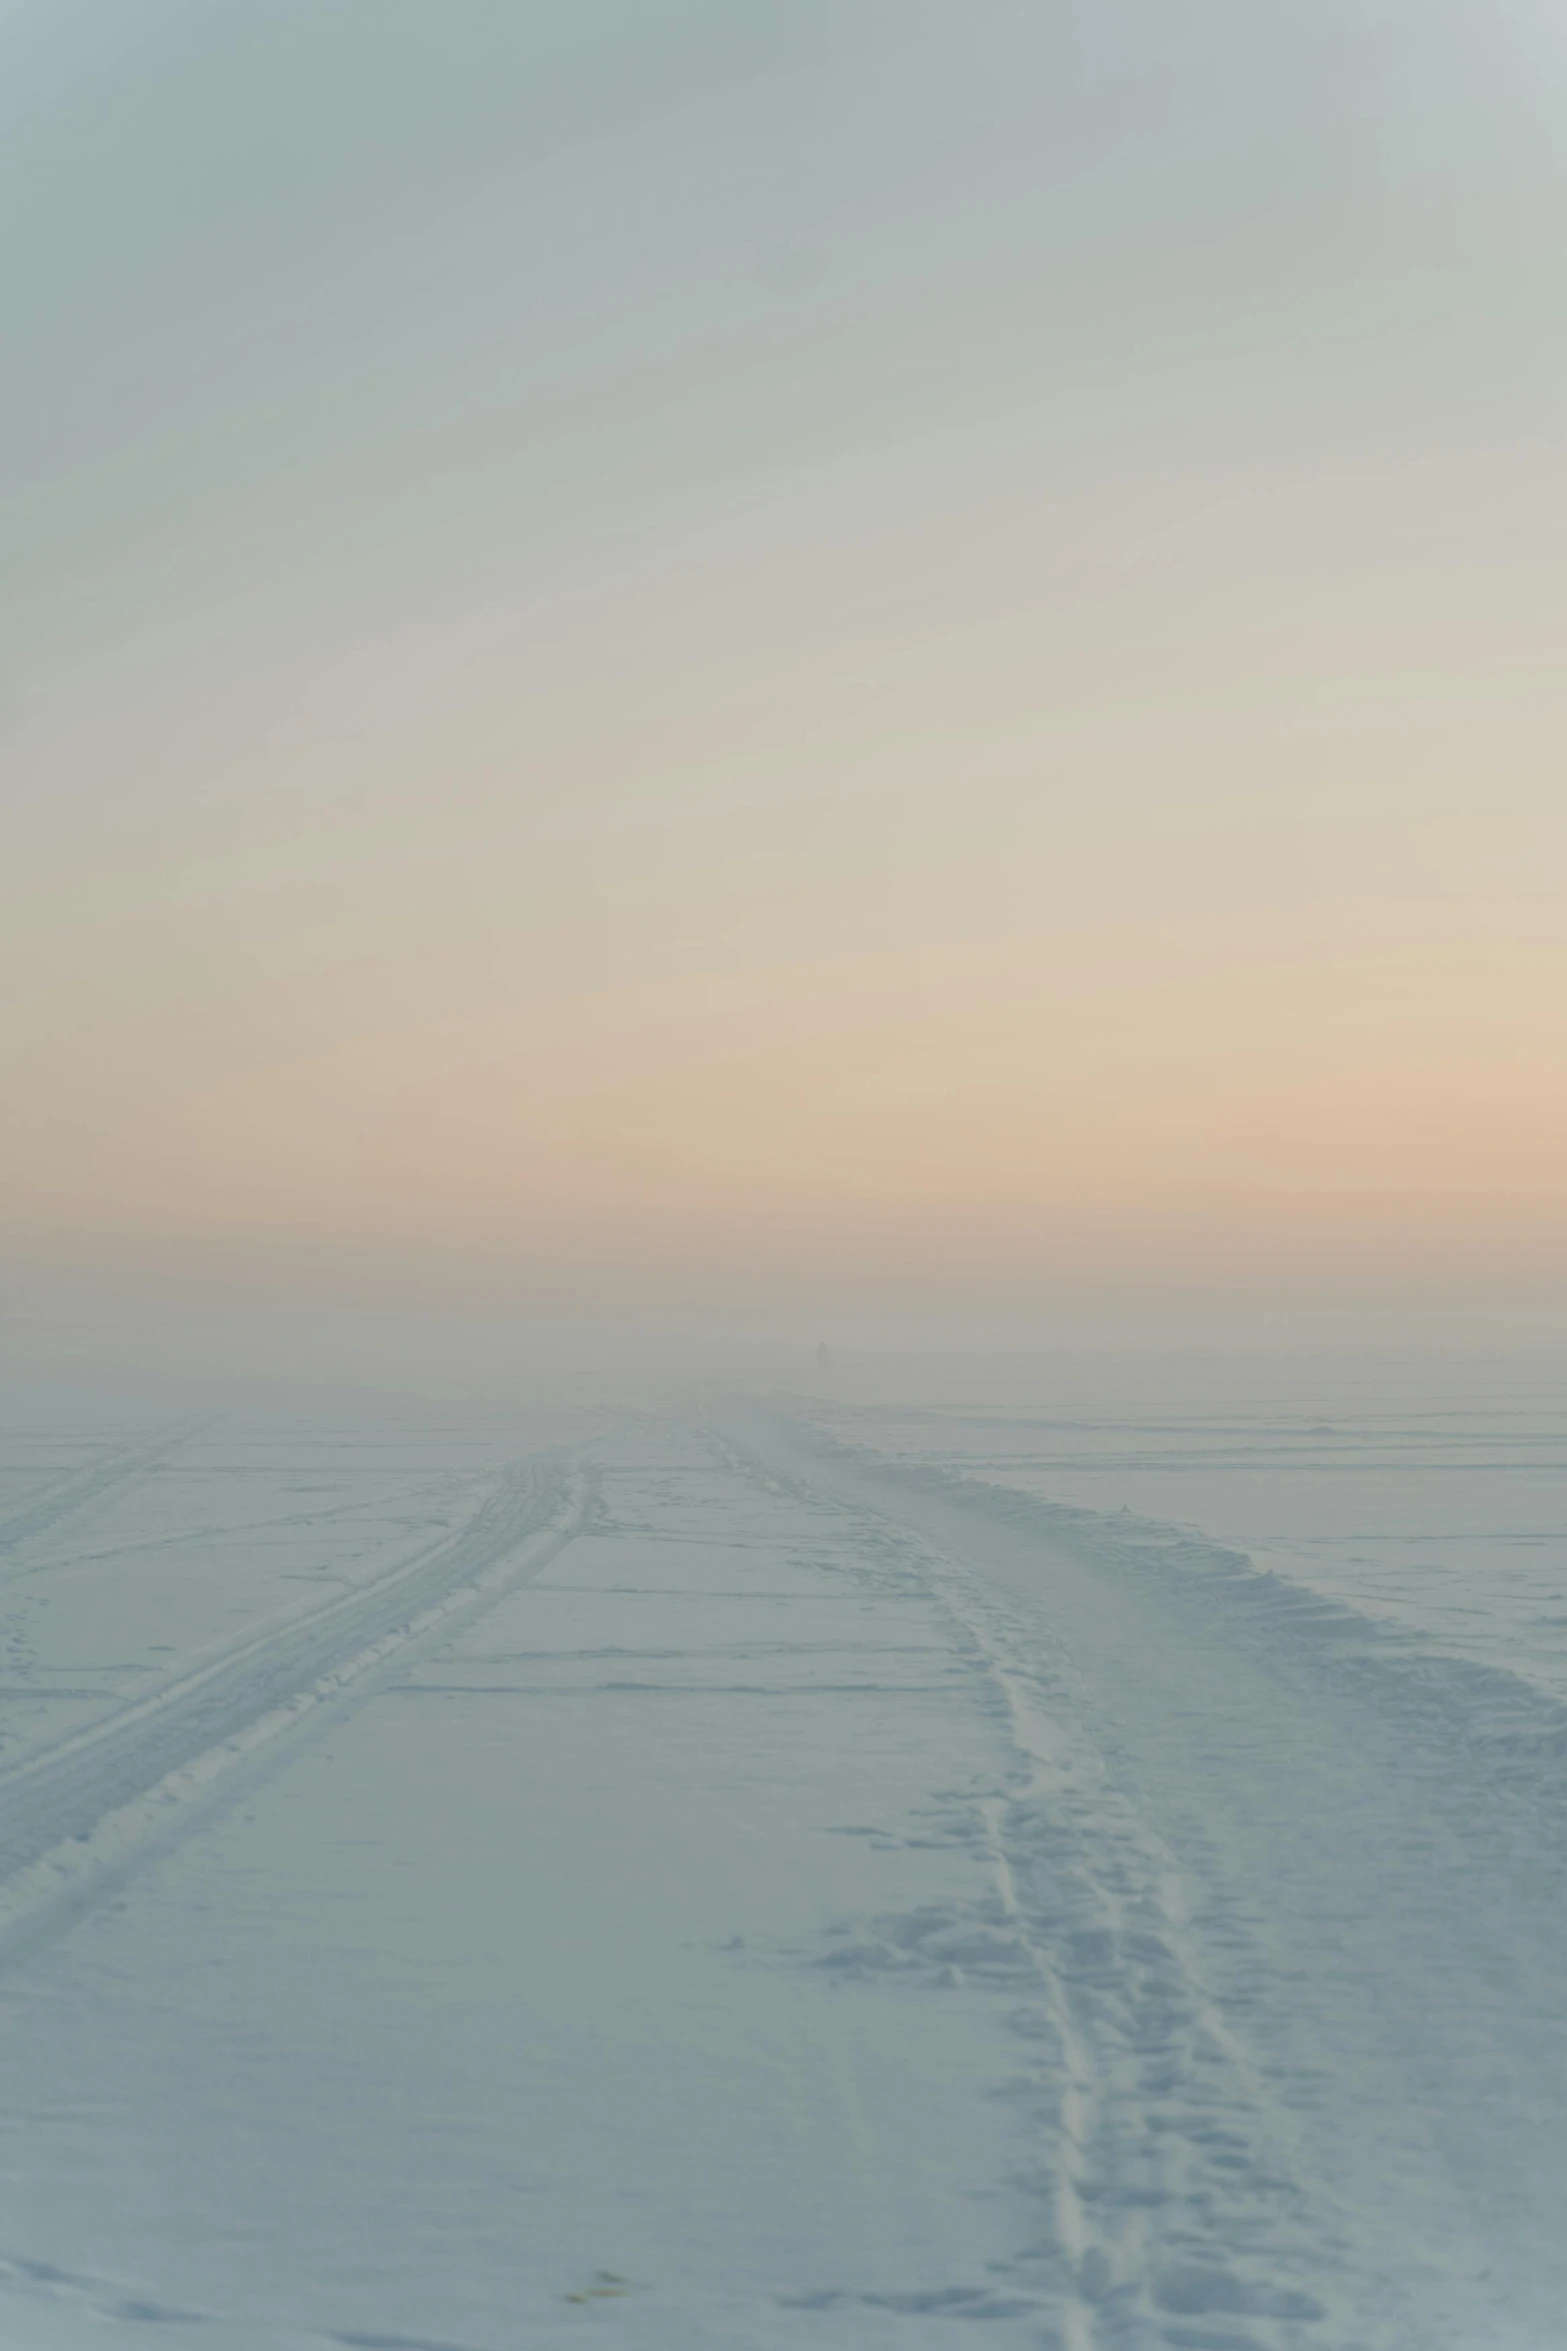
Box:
(7, 1480), (453, 1582)
(0, 1450), (591, 1965)
(0, 1423), (205, 1568)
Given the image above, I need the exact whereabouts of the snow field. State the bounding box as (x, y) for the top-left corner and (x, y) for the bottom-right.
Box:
(0, 1395), (1563, 2346)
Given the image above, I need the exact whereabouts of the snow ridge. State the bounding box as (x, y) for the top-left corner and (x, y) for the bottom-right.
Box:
(783, 1415), (1567, 1860)
(714, 1425), (1354, 2349)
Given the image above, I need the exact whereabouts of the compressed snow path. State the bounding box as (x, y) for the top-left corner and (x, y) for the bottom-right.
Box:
(0, 1408), (1562, 2347)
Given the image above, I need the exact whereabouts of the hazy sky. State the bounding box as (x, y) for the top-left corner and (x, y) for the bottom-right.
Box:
(6, 0), (1567, 1316)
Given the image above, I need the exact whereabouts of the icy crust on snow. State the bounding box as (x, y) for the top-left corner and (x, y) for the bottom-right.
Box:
(774, 1405), (1567, 1846)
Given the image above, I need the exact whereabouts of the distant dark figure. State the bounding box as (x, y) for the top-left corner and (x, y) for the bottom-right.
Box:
(816, 1342), (832, 1372)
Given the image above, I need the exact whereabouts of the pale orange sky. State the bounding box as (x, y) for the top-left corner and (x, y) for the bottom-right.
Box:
(5, 2), (1566, 1315)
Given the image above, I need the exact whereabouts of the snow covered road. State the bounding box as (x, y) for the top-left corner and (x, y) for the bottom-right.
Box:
(720, 1405), (1567, 2347)
(0, 1399), (1563, 2347)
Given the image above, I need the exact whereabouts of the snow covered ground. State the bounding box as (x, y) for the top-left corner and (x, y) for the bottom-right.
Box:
(1, 1364), (1565, 2348)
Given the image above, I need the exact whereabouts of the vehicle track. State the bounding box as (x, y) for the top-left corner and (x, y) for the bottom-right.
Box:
(0, 1448), (589, 1963)
(8, 1479), (458, 1586)
(0, 1423), (203, 1567)
(712, 1410), (1553, 2351)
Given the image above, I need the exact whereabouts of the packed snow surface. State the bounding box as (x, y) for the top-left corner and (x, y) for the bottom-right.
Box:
(0, 1364), (1565, 2348)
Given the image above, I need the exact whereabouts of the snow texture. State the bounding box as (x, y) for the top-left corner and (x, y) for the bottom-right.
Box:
(0, 1381), (1564, 2347)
